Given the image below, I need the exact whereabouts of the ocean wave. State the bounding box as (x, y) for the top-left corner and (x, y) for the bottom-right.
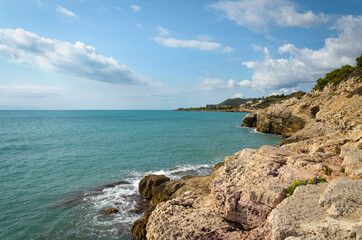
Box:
(62, 163), (214, 238)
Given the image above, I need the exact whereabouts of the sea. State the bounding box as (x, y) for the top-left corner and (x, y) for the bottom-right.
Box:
(0, 110), (281, 240)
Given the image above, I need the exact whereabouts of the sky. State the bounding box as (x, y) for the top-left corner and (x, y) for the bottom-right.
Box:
(0, 0), (361, 110)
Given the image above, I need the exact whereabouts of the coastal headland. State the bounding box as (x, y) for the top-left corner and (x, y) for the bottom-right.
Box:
(131, 57), (362, 239)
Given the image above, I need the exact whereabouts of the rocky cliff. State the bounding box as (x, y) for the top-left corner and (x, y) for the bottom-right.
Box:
(132, 67), (362, 240)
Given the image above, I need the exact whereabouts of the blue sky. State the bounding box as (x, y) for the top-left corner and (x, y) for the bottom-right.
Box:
(0, 0), (361, 110)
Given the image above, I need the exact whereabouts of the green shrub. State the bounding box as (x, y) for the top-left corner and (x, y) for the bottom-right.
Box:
(340, 167), (345, 173)
(285, 177), (326, 197)
(323, 165), (332, 176)
(356, 53), (362, 68)
(317, 176), (327, 183)
(313, 65), (355, 91)
(310, 94), (320, 99)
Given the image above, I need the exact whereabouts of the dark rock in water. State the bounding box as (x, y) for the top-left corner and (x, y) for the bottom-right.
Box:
(131, 220), (147, 240)
(94, 180), (131, 191)
(212, 162), (224, 171)
(242, 113), (257, 127)
(131, 205), (156, 240)
(132, 174), (211, 239)
(151, 179), (184, 205)
(139, 174), (170, 199)
(102, 180), (131, 189)
(103, 207), (119, 215)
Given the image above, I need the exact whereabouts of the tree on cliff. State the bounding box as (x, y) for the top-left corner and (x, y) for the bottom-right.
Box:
(356, 53), (362, 68)
(314, 53), (362, 90)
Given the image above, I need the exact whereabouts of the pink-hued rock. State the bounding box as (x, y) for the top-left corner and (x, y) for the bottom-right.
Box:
(146, 192), (245, 240)
(209, 145), (340, 229)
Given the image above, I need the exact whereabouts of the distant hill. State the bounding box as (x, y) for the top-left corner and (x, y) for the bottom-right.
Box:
(218, 98), (258, 106)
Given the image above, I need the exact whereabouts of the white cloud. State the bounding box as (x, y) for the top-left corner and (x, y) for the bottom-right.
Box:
(137, 23), (142, 28)
(56, 4), (76, 17)
(233, 93), (243, 98)
(200, 77), (251, 90)
(130, 5), (141, 12)
(242, 15), (362, 91)
(210, 0), (328, 32)
(252, 44), (271, 58)
(0, 28), (146, 85)
(153, 28), (233, 53)
(157, 26), (170, 36)
(153, 34), (233, 53)
(154, 37), (223, 51)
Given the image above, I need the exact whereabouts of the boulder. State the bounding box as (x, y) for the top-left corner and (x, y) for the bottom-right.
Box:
(131, 220), (147, 240)
(131, 205), (156, 240)
(341, 149), (362, 178)
(269, 178), (362, 240)
(102, 207), (119, 215)
(138, 174), (170, 199)
(242, 113), (257, 128)
(146, 192), (245, 240)
(210, 146), (326, 229)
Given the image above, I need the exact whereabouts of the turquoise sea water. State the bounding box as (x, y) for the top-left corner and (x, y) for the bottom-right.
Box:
(0, 110), (281, 240)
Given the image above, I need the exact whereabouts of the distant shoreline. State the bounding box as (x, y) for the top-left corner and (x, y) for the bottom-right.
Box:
(173, 108), (255, 113)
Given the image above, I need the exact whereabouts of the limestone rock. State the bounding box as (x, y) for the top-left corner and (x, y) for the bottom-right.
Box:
(242, 113), (257, 128)
(341, 149), (362, 178)
(146, 192), (244, 240)
(269, 178), (362, 240)
(210, 145), (339, 229)
(247, 71), (362, 149)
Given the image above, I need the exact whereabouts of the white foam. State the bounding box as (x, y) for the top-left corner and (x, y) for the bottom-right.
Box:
(80, 162), (214, 232)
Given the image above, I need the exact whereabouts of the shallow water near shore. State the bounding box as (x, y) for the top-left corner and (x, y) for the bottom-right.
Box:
(0, 110), (281, 240)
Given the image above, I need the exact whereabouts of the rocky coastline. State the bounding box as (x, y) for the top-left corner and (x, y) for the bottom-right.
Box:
(173, 107), (255, 113)
(131, 67), (362, 239)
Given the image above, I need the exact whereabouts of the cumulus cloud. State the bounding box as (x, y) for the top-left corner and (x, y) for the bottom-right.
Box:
(233, 93), (243, 98)
(242, 15), (362, 91)
(154, 37), (223, 51)
(56, 4), (76, 17)
(0, 28), (146, 85)
(200, 77), (251, 90)
(153, 29), (233, 53)
(210, 0), (328, 32)
(130, 5), (141, 12)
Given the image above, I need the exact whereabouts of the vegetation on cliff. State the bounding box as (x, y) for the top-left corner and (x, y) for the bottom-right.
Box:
(313, 53), (362, 90)
(285, 177), (326, 197)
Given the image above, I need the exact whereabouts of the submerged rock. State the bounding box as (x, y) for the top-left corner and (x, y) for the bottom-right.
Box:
(103, 207), (119, 215)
